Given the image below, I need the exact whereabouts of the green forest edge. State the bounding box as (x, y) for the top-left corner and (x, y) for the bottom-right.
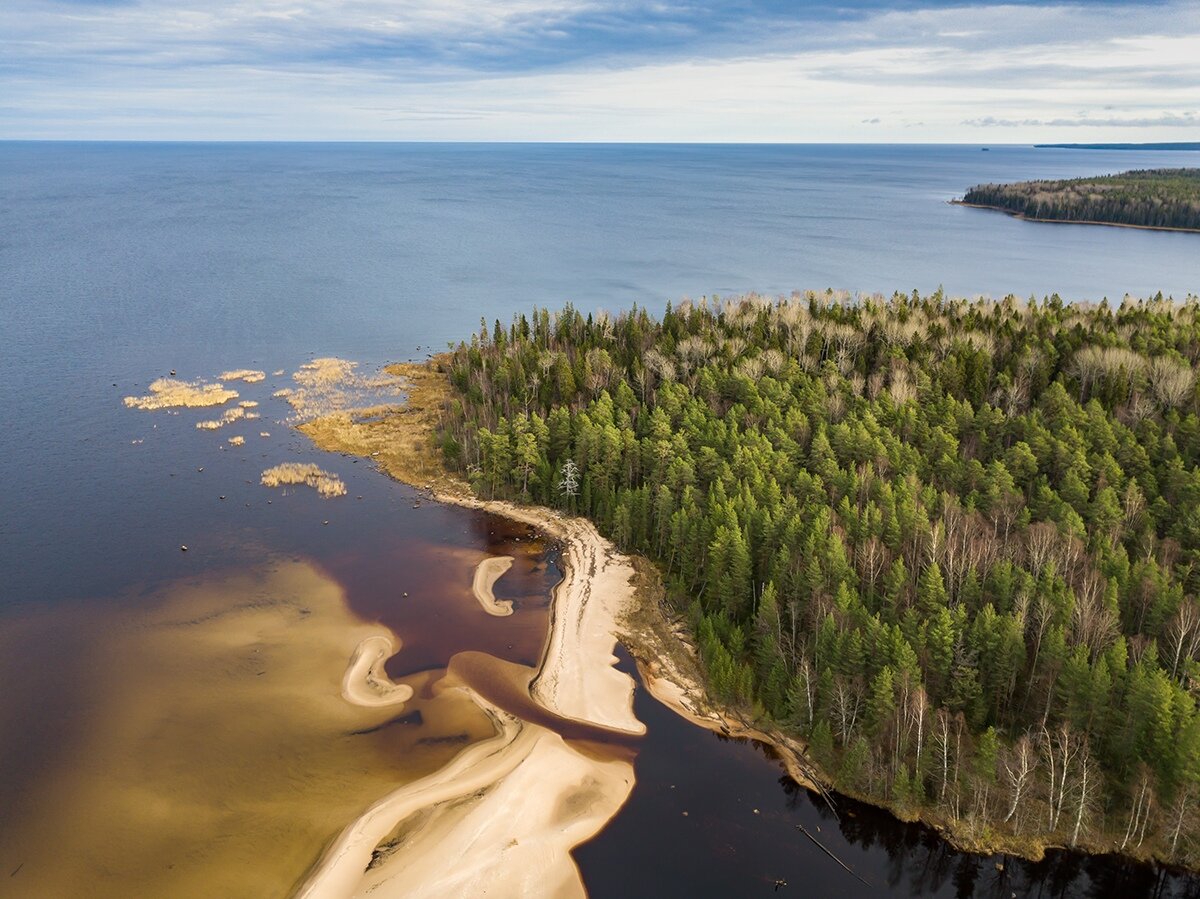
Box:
(431, 290), (1200, 869)
(961, 169), (1200, 231)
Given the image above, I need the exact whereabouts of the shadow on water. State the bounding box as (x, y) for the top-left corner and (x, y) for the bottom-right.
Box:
(573, 646), (1200, 899)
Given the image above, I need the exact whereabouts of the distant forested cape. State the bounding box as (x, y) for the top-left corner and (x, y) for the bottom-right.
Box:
(960, 169), (1200, 231)
(1036, 143), (1200, 151)
(437, 293), (1200, 866)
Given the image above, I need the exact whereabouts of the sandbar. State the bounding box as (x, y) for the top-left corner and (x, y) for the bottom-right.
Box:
(341, 635), (414, 708)
(471, 556), (515, 616)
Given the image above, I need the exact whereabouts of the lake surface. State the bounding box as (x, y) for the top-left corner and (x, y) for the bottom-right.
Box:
(2, 142), (1199, 897)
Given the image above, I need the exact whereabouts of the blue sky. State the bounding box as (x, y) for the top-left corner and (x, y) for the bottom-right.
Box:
(2, 0), (1198, 140)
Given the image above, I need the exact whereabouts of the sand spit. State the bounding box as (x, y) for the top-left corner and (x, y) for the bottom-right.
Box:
(524, 510), (644, 735)
(261, 462), (346, 498)
(341, 636), (414, 709)
(471, 556), (515, 616)
(123, 378), (238, 410)
(220, 369), (266, 383)
(294, 493), (644, 899)
(284, 358), (646, 898)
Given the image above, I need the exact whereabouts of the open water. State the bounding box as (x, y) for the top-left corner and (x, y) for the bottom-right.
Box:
(2, 142), (1199, 897)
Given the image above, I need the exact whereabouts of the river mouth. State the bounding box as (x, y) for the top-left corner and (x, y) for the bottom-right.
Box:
(0, 361), (568, 898)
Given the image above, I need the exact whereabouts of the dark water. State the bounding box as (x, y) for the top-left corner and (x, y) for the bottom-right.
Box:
(575, 649), (1200, 898)
(2, 142), (1198, 896)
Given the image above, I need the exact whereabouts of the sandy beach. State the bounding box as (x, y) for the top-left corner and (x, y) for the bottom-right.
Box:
(287, 359), (657, 898)
(295, 496), (644, 898)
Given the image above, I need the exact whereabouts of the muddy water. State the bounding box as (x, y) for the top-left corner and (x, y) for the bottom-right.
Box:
(0, 370), (564, 898)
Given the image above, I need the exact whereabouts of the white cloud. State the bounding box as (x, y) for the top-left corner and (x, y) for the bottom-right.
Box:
(2, 0), (1199, 141)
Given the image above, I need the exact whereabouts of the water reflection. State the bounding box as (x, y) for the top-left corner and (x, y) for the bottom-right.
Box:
(574, 647), (1200, 899)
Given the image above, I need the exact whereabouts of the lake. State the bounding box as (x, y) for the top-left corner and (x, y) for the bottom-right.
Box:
(1, 142), (1198, 897)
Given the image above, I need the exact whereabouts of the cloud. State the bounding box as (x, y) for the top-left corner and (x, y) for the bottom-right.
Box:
(1, 0), (1199, 140)
(963, 113), (1199, 128)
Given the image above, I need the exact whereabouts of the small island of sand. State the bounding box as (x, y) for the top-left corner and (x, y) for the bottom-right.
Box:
(471, 556), (515, 616)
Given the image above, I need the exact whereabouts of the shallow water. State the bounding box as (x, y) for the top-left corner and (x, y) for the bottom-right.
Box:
(2, 142), (1199, 896)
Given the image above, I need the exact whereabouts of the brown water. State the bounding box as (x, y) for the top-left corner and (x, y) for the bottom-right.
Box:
(0, 372), (565, 897)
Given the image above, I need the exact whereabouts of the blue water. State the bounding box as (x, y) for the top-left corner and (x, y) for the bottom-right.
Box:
(3, 141), (1197, 606)
(1, 142), (1199, 897)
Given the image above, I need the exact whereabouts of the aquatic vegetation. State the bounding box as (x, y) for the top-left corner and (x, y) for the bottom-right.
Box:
(124, 378), (238, 410)
(195, 407), (246, 429)
(220, 369), (266, 383)
(294, 357), (357, 388)
(279, 357), (405, 421)
(260, 462), (346, 498)
(228, 435), (245, 446)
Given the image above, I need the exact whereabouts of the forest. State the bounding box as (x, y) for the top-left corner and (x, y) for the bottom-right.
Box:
(961, 169), (1200, 231)
(433, 292), (1200, 865)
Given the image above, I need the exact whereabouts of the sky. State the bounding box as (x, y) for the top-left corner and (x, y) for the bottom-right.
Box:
(2, 0), (1199, 141)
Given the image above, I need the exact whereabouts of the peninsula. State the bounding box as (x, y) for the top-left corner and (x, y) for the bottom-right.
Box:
(958, 168), (1200, 232)
(372, 293), (1200, 872)
(1035, 143), (1200, 151)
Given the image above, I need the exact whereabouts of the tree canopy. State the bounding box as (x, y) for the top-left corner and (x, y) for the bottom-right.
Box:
(962, 169), (1200, 231)
(436, 290), (1200, 865)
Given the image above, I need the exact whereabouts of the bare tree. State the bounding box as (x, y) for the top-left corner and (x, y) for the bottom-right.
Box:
(1025, 522), (1059, 575)
(1167, 785), (1197, 861)
(1071, 747), (1098, 847)
(1003, 734), (1039, 831)
(793, 654), (815, 729)
(1164, 599), (1200, 683)
(856, 535), (888, 596)
(1149, 356), (1195, 409)
(908, 686), (929, 777)
(1041, 722), (1082, 832)
(1120, 767), (1155, 851)
(831, 677), (863, 744)
(1071, 571), (1118, 662)
(557, 458), (580, 499)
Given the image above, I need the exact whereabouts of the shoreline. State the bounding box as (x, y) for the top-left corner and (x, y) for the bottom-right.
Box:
(300, 357), (1194, 888)
(951, 199), (1200, 234)
(294, 450), (644, 896)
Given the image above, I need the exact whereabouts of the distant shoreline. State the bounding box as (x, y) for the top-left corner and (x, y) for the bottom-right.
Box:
(1035, 142), (1200, 151)
(951, 199), (1200, 234)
